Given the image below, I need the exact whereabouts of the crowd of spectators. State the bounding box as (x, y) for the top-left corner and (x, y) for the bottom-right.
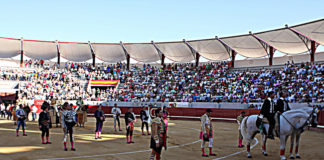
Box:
(0, 60), (323, 103)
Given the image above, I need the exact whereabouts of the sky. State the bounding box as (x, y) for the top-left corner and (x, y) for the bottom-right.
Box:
(0, 0), (323, 63)
(0, 0), (323, 43)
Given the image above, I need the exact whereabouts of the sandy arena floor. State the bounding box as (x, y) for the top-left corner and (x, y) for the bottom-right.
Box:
(0, 117), (324, 160)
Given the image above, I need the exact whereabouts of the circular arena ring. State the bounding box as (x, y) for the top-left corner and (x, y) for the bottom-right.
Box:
(0, 117), (323, 160)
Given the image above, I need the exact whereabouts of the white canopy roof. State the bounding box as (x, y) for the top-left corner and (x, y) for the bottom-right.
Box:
(0, 19), (323, 63)
(24, 40), (57, 60)
(0, 38), (20, 58)
(156, 42), (194, 62)
(221, 35), (268, 58)
(92, 43), (126, 63)
(292, 19), (324, 46)
(255, 28), (310, 54)
(59, 42), (92, 62)
(188, 39), (230, 60)
(124, 43), (160, 62)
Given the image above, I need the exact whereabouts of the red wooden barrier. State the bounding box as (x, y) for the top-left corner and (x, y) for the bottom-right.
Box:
(87, 105), (260, 119)
(318, 111), (324, 125)
(87, 106), (324, 125)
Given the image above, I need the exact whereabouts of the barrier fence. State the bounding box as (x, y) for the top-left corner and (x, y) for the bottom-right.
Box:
(86, 105), (324, 125)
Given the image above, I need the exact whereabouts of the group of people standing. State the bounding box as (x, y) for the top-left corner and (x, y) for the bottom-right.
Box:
(7, 98), (80, 152)
(3, 91), (297, 159)
(0, 103), (38, 122)
(93, 104), (169, 160)
(36, 101), (77, 151)
(6, 99), (170, 159)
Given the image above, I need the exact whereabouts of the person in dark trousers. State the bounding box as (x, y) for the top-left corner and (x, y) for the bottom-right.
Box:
(39, 102), (52, 144)
(162, 106), (169, 134)
(23, 104), (31, 121)
(275, 91), (291, 135)
(61, 103), (77, 151)
(140, 106), (150, 135)
(16, 104), (27, 136)
(94, 105), (105, 139)
(125, 108), (136, 144)
(7, 104), (13, 120)
(259, 91), (276, 139)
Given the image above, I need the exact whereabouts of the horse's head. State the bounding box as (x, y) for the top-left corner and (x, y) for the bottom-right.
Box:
(309, 106), (318, 128)
(292, 106), (318, 128)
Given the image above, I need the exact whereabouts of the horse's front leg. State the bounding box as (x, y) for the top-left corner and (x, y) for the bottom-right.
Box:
(280, 135), (288, 160)
(247, 140), (252, 158)
(261, 133), (268, 156)
(295, 132), (301, 159)
(289, 132), (295, 159)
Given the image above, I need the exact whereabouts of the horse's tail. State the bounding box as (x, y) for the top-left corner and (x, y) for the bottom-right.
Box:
(241, 116), (252, 143)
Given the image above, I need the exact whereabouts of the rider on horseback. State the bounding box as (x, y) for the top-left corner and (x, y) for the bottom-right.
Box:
(275, 91), (291, 135)
(259, 91), (276, 139)
(276, 91), (291, 114)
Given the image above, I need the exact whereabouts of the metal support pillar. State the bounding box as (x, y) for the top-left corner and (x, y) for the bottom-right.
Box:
(56, 40), (60, 67)
(88, 41), (96, 67)
(161, 54), (165, 66)
(195, 52), (200, 67)
(310, 40), (316, 62)
(231, 50), (236, 68)
(120, 41), (130, 70)
(20, 38), (24, 67)
(126, 54), (130, 70)
(269, 46), (274, 66)
(151, 41), (165, 66)
(183, 39), (199, 67)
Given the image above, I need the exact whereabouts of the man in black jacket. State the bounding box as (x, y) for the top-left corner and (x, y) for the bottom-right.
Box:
(259, 91), (276, 139)
(276, 92), (291, 113)
(39, 102), (52, 144)
(125, 108), (136, 144)
(94, 105), (105, 139)
(140, 106), (150, 135)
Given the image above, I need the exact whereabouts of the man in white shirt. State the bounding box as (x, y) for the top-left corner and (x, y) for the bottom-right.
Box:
(111, 103), (122, 131)
(32, 104), (38, 121)
(0, 103), (5, 118)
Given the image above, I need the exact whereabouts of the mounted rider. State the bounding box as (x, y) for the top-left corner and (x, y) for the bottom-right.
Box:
(276, 91), (291, 114)
(259, 91), (277, 139)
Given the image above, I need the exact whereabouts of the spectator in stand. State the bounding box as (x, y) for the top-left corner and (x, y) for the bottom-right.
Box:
(0, 61), (322, 103)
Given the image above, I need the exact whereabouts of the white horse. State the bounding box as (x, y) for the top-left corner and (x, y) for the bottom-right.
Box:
(287, 107), (318, 159)
(240, 107), (317, 160)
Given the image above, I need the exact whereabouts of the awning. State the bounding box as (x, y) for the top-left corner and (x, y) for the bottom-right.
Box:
(0, 37), (20, 58)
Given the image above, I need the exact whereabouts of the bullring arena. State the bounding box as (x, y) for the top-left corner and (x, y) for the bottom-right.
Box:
(1, 107), (324, 160)
(1, 2), (324, 159)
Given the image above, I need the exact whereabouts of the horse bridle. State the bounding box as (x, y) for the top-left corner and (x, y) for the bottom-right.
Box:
(281, 107), (316, 131)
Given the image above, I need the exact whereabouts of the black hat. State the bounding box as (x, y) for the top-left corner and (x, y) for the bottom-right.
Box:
(41, 101), (50, 110)
(241, 111), (246, 114)
(268, 91), (275, 97)
(206, 109), (212, 113)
